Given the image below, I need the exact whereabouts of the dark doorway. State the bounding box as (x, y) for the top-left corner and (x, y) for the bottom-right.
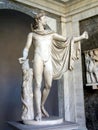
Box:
(80, 15), (98, 130)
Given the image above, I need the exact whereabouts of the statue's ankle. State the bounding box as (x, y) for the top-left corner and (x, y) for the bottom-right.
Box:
(35, 112), (42, 121)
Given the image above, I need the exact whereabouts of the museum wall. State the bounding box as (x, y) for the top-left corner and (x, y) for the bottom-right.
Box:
(0, 9), (58, 130)
(80, 15), (98, 130)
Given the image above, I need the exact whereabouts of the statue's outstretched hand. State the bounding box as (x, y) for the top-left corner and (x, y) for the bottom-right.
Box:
(82, 31), (88, 39)
(18, 57), (26, 64)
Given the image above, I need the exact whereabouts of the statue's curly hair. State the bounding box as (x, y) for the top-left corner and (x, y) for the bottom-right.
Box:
(31, 11), (45, 30)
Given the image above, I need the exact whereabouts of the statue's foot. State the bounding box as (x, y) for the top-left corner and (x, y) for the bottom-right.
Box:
(41, 106), (49, 117)
(35, 112), (42, 121)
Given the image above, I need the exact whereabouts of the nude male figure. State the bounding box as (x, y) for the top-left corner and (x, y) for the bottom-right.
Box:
(19, 11), (88, 121)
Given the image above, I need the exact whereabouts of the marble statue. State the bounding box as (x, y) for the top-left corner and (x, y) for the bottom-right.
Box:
(19, 11), (88, 121)
(85, 49), (98, 84)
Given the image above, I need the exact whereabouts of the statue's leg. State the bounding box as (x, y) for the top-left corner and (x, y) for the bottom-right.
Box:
(41, 60), (53, 117)
(33, 55), (43, 121)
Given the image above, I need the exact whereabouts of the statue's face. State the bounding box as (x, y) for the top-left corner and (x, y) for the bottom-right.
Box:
(40, 15), (47, 26)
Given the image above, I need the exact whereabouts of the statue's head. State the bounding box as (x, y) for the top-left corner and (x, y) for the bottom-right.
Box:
(32, 11), (47, 30)
(89, 50), (94, 56)
(34, 11), (45, 20)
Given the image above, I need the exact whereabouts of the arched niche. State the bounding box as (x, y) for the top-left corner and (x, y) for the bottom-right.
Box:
(0, 0), (35, 17)
(0, 2), (59, 130)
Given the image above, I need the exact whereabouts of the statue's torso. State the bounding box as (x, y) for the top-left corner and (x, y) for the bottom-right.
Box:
(32, 32), (53, 62)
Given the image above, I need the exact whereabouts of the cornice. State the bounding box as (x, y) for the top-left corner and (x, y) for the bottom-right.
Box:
(13, 0), (66, 16)
(13, 0), (98, 18)
(64, 0), (98, 17)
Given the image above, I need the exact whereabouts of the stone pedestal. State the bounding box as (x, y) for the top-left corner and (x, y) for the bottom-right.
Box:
(8, 120), (79, 130)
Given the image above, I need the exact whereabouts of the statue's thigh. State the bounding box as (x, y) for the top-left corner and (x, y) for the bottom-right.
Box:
(33, 55), (43, 82)
(44, 61), (53, 86)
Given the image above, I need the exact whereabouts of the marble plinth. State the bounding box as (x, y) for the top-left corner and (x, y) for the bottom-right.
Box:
(8, 120), (79, 130)
(23, 117), (63, 125)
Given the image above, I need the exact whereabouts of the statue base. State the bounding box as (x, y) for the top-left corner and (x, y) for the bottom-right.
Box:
(8, 117), (79, 130)
(23, 116), (63, 125)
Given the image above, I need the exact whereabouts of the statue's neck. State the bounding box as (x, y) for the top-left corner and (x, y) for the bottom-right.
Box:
(37, 23), (45, 31)
(33, 29), (54, 35)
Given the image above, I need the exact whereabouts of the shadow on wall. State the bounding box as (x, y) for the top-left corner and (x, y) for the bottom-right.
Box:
(0, 9), (33, 130)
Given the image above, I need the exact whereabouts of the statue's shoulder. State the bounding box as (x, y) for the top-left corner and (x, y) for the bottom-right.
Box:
(28, 32), (35, 37)
(28, 31), (42, 39)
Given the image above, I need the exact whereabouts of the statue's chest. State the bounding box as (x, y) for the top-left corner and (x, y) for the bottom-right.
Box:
(33, 34), (52, 42)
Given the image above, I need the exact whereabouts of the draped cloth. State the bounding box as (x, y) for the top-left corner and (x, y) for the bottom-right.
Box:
(52, 37), (79, 80)
(32, 30), (80, 80)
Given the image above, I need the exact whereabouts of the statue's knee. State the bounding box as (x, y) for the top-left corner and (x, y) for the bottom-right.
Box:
(35, 81), (41, 88)
(45, 84), (51, 90)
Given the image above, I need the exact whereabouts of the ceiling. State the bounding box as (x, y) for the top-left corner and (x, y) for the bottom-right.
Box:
(54, 0), (74, 4)
(53, 0), (82, 5)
